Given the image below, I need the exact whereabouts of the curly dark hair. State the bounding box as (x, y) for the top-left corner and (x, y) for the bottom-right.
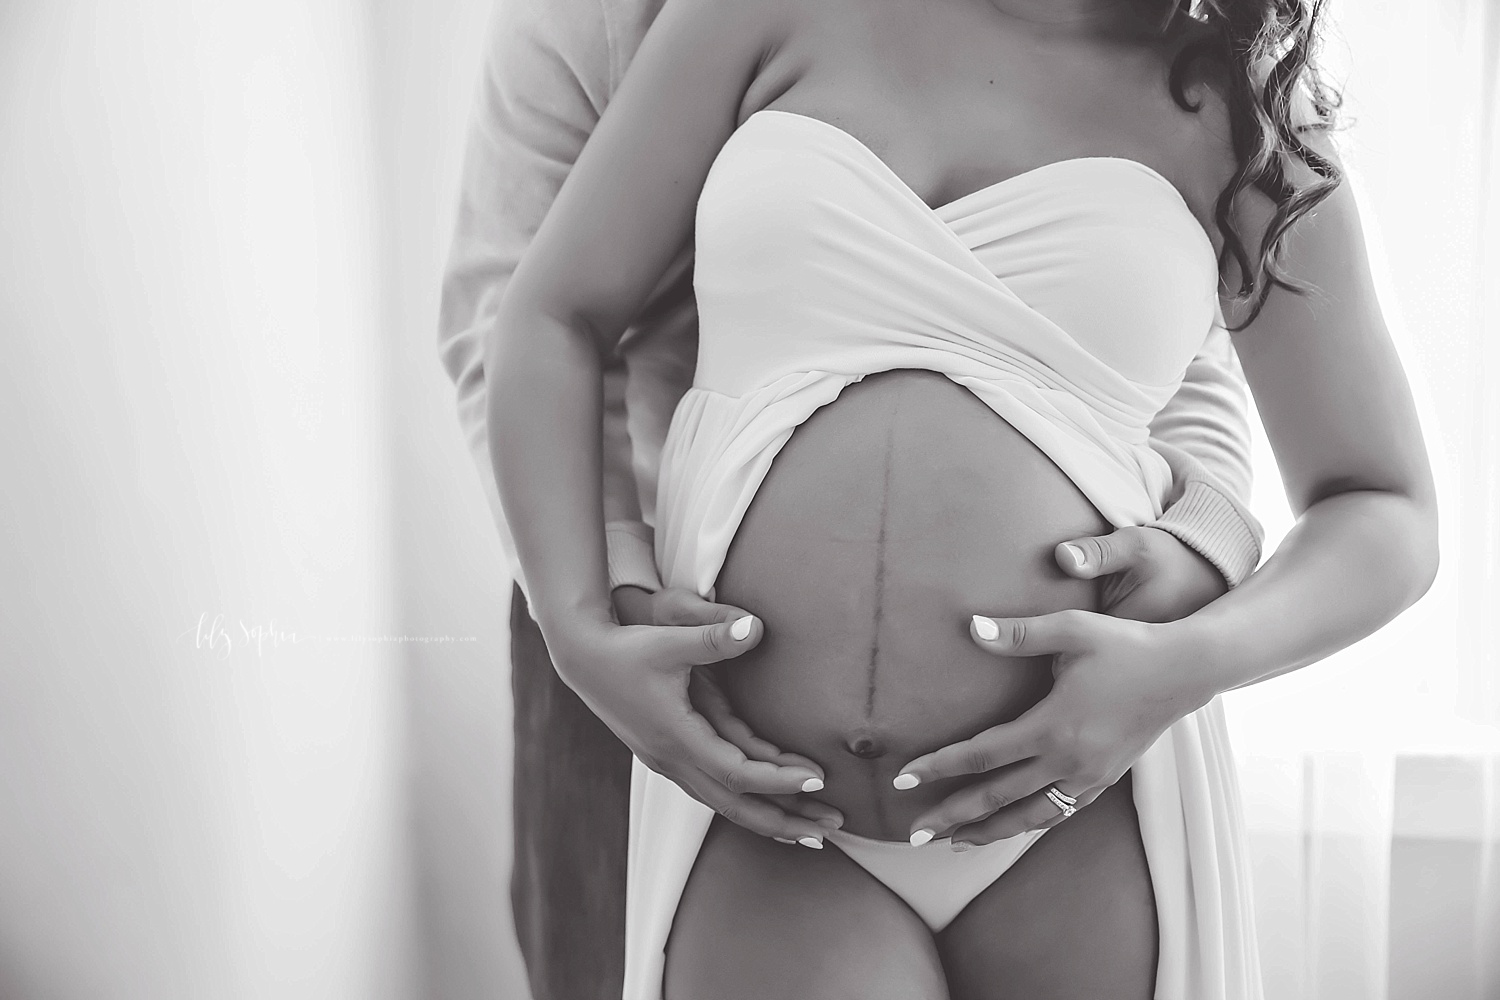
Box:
(1157, 0), (1345, 329)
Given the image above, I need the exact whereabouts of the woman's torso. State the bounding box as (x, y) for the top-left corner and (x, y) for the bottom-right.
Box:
(668, 0), (1233, 841)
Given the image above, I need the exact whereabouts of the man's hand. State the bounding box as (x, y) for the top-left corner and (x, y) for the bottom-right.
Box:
(1055, 525), (1227, 623)
(892, 612), (1215, 847)
(552, 585), (842, 847)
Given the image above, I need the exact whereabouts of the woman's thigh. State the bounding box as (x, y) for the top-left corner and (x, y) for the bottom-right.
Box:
(664, 816), (950, 1000)
(936, 774), (1157, 1000)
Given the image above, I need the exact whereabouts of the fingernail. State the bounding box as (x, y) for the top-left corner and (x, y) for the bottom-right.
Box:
(800, 777), (824, 792)
(972, 615), (999, 641)
(892, 773), (920, 790)
(798, 836), (824, 850)
(817, 815), (844, 830)
(909, 828), (935, 847)
(950, 840), (972, 853)
(1062, 543), (1087, 570)
(730, 615), (754, 641)
(773, 837), (797, 845)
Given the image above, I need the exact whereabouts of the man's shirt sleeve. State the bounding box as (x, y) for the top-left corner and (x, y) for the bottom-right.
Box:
(1146, 321), (1264, 587)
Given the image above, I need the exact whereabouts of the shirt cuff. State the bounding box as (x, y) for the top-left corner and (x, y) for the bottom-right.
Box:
(606, 521), (663, 593)
(1148, 479), (1263, 588)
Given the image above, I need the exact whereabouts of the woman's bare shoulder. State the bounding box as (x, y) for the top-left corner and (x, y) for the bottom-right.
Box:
(615, 0), (812, 125)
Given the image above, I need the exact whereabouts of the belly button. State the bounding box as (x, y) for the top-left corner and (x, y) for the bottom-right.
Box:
(845, 736), (886, 760)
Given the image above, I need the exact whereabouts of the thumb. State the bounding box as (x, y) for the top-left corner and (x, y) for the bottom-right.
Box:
(969, 611), (1093, 658)
(655, 587), (755, 627)
(1054, 528), (1145, 581)
(677, 613), (764, 666)
(684, 594), (755, 627)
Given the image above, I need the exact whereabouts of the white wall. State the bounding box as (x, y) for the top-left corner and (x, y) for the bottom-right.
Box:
(0, 4), (412, 998)
(366, 0), (530, 997)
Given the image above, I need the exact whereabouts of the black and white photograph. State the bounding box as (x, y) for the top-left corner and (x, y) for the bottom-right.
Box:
(3, 1), (1498, 998)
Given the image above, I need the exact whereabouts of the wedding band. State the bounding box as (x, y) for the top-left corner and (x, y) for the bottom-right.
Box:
(1045, 785), (1079, 818)
(1045, 785), (1078, 806)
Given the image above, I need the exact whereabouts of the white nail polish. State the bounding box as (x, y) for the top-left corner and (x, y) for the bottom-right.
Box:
(730, 615), (754, 641)
(909, 828), (935, 847)
(892, 773), (920, 790)
(798, 836), (824, 849)
(801, 777), (824, 792)
(1062, 543), (1087, 570)
(950, 840), (972, 853)
(972, 615), (999, 641)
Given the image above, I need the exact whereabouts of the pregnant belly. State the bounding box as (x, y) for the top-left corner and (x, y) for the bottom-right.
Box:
(712, 369), (1111, 841)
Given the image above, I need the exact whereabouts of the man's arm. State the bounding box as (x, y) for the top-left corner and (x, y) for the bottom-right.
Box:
(1052, 320), (1265, 622)
(438, 0), (661, 597)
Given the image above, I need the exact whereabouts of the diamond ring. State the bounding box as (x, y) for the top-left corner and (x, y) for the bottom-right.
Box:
(1045, 785), (1079, 818)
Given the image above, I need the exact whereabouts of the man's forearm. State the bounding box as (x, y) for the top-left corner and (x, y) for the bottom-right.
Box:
(1147, 445), (1262, 586)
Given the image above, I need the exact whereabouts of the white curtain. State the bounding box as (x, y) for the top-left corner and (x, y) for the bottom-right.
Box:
(1226, 1), (1500, 997)
(1, 3), (416, 999)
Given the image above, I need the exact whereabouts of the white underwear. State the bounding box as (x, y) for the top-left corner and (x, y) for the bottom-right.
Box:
(824, 826), (1051, 932)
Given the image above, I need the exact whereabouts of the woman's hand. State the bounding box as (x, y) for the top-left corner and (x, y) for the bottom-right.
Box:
(893, 612), (1215, 846)
(884, 525), (1227, 846)
(559, 585), (841, 847)
(687, 666), (847, 837)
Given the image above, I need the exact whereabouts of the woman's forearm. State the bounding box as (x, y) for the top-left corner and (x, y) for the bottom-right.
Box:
(1182, 488), (1439, 699)
(482, 305), (839, 843)
(486, 304), (615, 650)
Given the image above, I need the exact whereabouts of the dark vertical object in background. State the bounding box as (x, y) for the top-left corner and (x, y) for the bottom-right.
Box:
(509, 585), (633, 1000)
